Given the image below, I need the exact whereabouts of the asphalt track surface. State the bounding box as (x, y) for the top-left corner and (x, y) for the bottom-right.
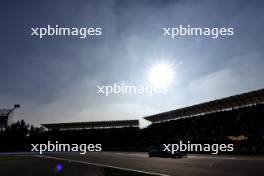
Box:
(40, 152), (264, 176)
(0, 155), (105, 176)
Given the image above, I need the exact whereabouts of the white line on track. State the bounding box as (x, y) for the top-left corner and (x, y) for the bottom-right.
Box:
(33, 155), (170, 176)
(112, 152), (149, 157)
(187, 155), (237, 160)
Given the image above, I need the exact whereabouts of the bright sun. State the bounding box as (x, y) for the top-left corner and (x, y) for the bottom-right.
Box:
(148, 63), (174, 88)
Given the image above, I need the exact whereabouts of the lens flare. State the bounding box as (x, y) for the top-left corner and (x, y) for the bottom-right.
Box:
(148, 63), (174, 88)
(56, 163), (63, 172)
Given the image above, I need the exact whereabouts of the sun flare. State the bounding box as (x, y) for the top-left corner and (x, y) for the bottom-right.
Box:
(148, 63), (174, 88)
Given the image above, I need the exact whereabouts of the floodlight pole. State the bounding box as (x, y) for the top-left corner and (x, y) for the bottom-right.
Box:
(7, 104), (20, 116)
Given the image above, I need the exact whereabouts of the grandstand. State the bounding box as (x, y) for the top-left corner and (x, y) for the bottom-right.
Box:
(144, 89), (264, 123)
(0, 104), (20, 130)
(42, 120), (139, 130)
(138, 89), (264, 153)
(0, 109), (11, 130)
(39, 120), (140, 151)
(1, 89), (264, 153)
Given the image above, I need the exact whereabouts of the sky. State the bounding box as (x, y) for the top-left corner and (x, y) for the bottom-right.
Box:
(0, 0), (264, 127)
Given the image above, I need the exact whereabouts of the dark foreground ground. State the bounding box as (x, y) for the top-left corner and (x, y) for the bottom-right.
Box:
(0, 155), (155, 176)
(1, 152), (264, 176)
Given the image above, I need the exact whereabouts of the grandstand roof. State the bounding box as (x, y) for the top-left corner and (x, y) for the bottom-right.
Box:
(42, 120), (139, 130)
(144, 88), (264, 123)
(0, 109), (11, 117)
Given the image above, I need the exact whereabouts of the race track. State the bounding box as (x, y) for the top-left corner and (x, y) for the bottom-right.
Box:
(41, 152), (264, 176)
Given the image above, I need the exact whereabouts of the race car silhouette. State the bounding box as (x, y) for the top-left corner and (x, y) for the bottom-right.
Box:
(148, 148), (186, 159)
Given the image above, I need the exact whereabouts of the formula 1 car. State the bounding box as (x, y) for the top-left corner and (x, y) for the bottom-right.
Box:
(148, 148), (186, 159)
